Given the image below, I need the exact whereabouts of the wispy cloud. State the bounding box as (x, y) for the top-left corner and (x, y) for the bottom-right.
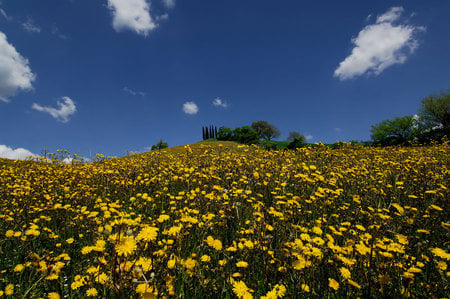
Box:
(0, 31), (35, 102)
(212, 97), (228, 108)
(305, 135), (313, 141)
(51, 24), (68, 39)
(22, 17), (41, 33)
(334, 7), (424, 80)
(107, 0), (156, 36)
(162, 0), (175, 9)
(0, 145), (37, 160)
(0, 8), (12, 21)
(182, 101), (198, 115)
(334, 127), (342, 133)
(123, 86), (146, 97)
(32, 96), (77, 123)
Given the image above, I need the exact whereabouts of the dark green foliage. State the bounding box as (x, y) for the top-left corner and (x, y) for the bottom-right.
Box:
(417, 91), (450, 142)
(287, 136), (306, 149)
(260, 140), (290, 150)
(232, 126), (259, 144)
(251, 121), (280, 141)
(151, 140), (168, 150)
(287, 131), (302, 142)
(217, 126), (234, 141)
(370, 116), (416, 146)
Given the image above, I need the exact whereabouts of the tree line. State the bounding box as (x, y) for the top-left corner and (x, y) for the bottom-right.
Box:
(202, 121), (308, 149)
(370, 91), (449, 145)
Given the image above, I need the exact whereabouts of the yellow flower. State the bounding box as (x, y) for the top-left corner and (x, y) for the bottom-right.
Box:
(48, 292), (60, 299)
(86, 288), (98, 296)
(301, 284), (310, 292)
(167, 259), (176, 269)
(115, 236), (137, 256)
(328, 278), (339, 291)
(340, 267), (351, 279)
(14, 264), (25, 272)
(183, 258), (197, 270)
(95, 273), (108, 284)
(200, 255), (211, 262)
(5, 284), (14, 296)
(66, 238), (74, 244)
(347, 279), (361, 289)
(5, 230), (14, 237)
(136, 226), (159, 242)
(232, 280), (254, 298)
(236, 261), (249, 268)
(437, 261), (447, 271)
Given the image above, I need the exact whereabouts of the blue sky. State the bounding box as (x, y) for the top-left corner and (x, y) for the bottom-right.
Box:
(0, 0), (449, 159)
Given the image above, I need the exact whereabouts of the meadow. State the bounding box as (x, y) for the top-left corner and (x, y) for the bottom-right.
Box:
(0, 141), (448, 298)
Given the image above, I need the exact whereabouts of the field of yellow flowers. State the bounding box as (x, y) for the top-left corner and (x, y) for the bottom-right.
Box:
(0, 141), (448, 298)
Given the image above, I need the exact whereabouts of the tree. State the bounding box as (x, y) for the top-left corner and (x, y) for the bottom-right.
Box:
(251, 121), (280, 141)
(217, 126), (233, 141)
(151, 140), (168, 150)
(417, 91), (450, 141)
(287, 136), (306, 149)
(232, 126), (259, 144)
(287, 131), (303, 142)
(370, 116), (416, 145)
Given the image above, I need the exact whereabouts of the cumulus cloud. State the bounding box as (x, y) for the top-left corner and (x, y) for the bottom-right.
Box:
(32, 96), (77, 123)
(212, 97), (228, 108)
(0, 32), (36, 102)
(123, 86), (145, 97)
(162, 0), (175, 9)
(0, 145), (37, 160)
(334, 6), (424, 80)
(182, 101), (198, 115)
(22, 18), (41, 33)
(107, 0), (156, 36)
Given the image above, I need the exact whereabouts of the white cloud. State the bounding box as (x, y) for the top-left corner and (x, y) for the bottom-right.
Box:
(0, 145), (37, 160)
(123, 86), (145, 96)
(0, 32), (35, 102)
(182, 101), (198, 115)
(162, 0), (175, 9)
(305, 135), (313, 141)
(0, 8), (12, 21)
(212, 97), (228, 108)
(334, 127), (342, 133)
(32, 96), (77, 123)
(22, 18), (41, 33)
(107, 0), (156, 36)
(334, 6), (424, 80)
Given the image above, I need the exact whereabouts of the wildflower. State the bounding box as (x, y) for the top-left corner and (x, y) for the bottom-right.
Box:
(14, 264), (24, 272)
(86, 288), (98, 297)
(236, 261), (249, 268)
(301, 284), (310, 292)
(137, 226), (159, 242)
(340, 267), (351, 279)
(66, 238), (74, 244)
(167, 259), (176, 269)
(5, 230), (14, 237)
(95, 273), (108, 284)
(200, 255), (211, 262)
(232, 280), (254, 298)
(328, 278), (339, 290)
(115, 236), (137, 256)
(48, 292), (61, 299)
(347, 279), (361, 289)
(5, 284), (14, 296)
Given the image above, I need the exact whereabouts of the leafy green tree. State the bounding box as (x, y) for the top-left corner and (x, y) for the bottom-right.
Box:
(251, 121), (280, 141)
(287, 136), (306, 149)
(232, 126), (259, 144)
(217, 126), (233, 141)
(287, 131), (303, 142)
(151, 140), (168, 150)
(370, 116), (416, 145)
(417, 91), (450, 141)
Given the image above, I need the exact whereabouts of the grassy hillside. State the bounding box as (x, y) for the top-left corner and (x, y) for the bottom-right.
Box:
(0, 142), (449, 298)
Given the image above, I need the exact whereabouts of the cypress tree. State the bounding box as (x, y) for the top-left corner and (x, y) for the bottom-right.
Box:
(202, 126), (206, 140)
(210, 125), (214, 139)
(205, 126), (209, 140)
